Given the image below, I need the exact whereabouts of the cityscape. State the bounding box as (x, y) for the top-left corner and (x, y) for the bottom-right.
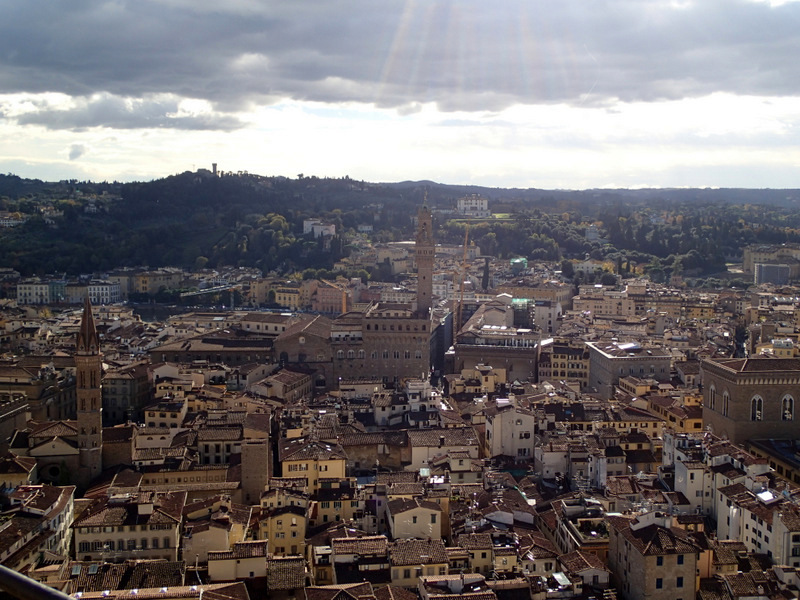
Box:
(0, 173), (799, 600)
(3, 1), (800, 599)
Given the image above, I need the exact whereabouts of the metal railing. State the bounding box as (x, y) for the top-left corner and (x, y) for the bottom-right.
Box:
(0, 564), (72, 600)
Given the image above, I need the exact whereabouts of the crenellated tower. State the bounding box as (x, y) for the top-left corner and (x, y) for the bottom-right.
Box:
(75, 297), (103, 487)
(415, 202), (434, 317)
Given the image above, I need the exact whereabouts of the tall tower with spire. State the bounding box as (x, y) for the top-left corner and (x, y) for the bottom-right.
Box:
(75, 297), (103, 487)
(415, 202), (434, 317)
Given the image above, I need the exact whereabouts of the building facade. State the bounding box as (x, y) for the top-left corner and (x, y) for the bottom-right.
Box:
(701, 357), (800, 444)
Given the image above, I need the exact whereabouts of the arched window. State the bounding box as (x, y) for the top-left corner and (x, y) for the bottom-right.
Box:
(347, 350), (354, 359)
(782, 394), (794, 421)
(722, 392), (730, 417)
(751, 396), (764, 421)
(336, 350), (344, 359)
(709, 385), (716, 411)
(358, 350), (365, 359)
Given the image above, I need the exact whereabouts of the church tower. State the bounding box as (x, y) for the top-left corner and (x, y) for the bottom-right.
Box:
(75, 297), (103, 487)
(415, 202), (434, 317)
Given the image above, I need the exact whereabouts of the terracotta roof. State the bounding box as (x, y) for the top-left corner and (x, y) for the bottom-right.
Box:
(71, 582), (249, 600)
(389, 539), (448, 566)
(705, 356), (800, 373)
(373, 586), (418, 600)
(279, 438), (347, 462)
(0, 452), (36, 474)
(73, 492), (186, 528)
(208, 540), (268, 561)
(558, 550), (608, 573)
(456, 533), (493, 550)
(197, 426), (243, 442)
(406, 428), (479, 447)
(607, 516), (700, 556)
(266, 556), (305, 590)
(332, 535), (388, 556)
(305, 582), (376, 600)
(386, 497), (442, 517)
(29, 420), (78, 438)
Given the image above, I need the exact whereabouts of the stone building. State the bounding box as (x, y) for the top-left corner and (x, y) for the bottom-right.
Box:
(76, 297), (103, 489)
(701, 357), (800, 444)
(586, 341), (671, 399)
(608, 512), (700, 600)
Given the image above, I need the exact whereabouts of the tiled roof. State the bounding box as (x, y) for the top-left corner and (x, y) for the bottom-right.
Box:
(386, 497), (442, 516)
(386, 483), (425, 496)
(208, 540), (268, 561)
(373, 586), (418, 600)
(304, 582), (376, 600)
(332, 535), (389, 556)
(456, 533), (493, 550)
(69, 581), (249, 600)
(707, 357), (800, 373)
(266, 556), (305, 590)
(0, 453), (36, 474)
(558, 550), (608, 573)
(29, 420), (78, 438)
(197, 427), (242, 442)
(406, 428), (479, 447)
(608, 516), (700, 556)
(279, 438), (347, 462)
(389, 539), (448, 566)
(73, 492), (186, 528)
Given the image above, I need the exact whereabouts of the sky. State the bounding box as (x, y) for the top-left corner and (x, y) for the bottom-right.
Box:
(1, 0), (800, 189)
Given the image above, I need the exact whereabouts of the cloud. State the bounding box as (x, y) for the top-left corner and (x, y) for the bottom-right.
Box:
(13, 93), (245, 131)
(0, 0), (799, 117)
(68, 143), (87, 160)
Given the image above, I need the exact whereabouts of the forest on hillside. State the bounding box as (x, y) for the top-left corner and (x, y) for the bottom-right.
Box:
(1, 171), (800, 285)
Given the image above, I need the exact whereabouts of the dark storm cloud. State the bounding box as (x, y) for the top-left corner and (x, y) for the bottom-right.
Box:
(2, 0), (799, 128)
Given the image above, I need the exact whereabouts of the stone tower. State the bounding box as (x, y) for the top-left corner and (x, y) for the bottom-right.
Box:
(76, 297), (103, 487)
(241, 439), (270, 505)
(415, 202), (434, 317)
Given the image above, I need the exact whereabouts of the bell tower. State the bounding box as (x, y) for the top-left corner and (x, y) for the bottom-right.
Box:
(415, 202), (434, 317)
(75, 297), (103, 487)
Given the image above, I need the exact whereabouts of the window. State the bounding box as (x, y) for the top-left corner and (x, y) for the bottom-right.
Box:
(656, 579), (663, 589)
(677, 577), (684, 588)
(657, 556), (663, 566)
(709, 385), (716, 410)
(677, 554), (684, 565)
(782, 395), (794, 421)
(431, 514), (437, 524)
(412, 516), (418, 524)
(723, 392), (730, 416)
(751, 396), (764, 421)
